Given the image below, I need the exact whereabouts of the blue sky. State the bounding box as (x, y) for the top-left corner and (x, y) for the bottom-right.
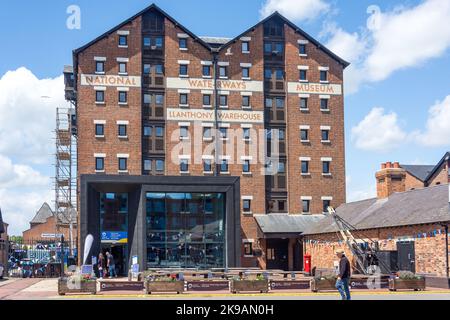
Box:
(1, 0), (450, 235)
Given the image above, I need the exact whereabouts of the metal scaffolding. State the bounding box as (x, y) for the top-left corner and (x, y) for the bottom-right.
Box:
(55, 107), (77, 254)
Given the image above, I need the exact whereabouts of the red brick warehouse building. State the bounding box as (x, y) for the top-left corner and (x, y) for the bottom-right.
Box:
(65, 3), (349, 274)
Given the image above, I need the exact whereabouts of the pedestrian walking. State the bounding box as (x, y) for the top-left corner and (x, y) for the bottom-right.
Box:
(335, 249), (351, 300)
(106, 251), (117, 278)
(98, 252), (106, 279)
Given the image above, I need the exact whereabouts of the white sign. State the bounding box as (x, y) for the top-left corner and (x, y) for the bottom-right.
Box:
(166, 108), (264, 123)
(167, 77), (263, 92)
(81, 74), (141, 87)
(288, 82), (342, 95)
(41, 233), (64, 239)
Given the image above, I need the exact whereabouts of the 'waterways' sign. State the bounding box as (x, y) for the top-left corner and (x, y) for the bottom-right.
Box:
(287, 82), (342, 95)
(167, 108), (264, 123)
(167, 77), (263, 92)
(81, 74), (141, 87)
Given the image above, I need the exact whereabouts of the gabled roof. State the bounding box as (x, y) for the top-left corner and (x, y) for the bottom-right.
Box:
(216, 11), (350, 68)
(424, 152), (450, 182)
(30, 203), (54, 225)
(401, 164), (436, 182)
(57, 208), (78, 225)
(73, 3), (212, 55)
(304, 184), (450, 235)
(0, 208), (4, 234)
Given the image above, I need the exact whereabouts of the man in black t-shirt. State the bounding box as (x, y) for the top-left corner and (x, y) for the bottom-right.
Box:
(335, 249), (351, 300)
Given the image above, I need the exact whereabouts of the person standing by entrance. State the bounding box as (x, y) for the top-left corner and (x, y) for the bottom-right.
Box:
(98, 253), (106, 279)
(106, 251), (117, 278)
(335, 249), (351, 300)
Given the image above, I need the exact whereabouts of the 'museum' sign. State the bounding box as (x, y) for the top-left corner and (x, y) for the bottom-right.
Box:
(167, 77), (263, 92)
(166, 108), (264, 123)
(81, 74), (141, 87)
(288, 82), (342, 95)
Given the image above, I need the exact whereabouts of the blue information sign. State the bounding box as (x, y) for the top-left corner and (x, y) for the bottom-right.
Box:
(101, 231), (128, 243)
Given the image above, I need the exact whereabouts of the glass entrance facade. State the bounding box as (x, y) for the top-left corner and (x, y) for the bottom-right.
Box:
(146, 192), (225, 269)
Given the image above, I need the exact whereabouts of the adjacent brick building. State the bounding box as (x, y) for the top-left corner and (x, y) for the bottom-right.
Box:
(67, 3), (349, 272)
(303, 162), (450, 277)
(0, 209), (7, 273)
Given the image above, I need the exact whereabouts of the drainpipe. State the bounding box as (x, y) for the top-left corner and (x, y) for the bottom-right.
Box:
(212, 51), (220, 177)
(446, 224), (449, 279)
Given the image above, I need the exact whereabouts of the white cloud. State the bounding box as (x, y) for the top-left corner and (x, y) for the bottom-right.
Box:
(0, 67), (63, 235)
(260, 0), (330, 22)
(323, 0), (450, 93)
(0, 67), (66, 164)
(414, 95), (450, 146)
(351, 107), (407, 153)
(0, 155), (49, 188)
(347, 185), (377, 202)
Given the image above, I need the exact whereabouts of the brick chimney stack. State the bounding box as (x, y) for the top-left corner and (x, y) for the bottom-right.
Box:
(376, 162), (406, 199)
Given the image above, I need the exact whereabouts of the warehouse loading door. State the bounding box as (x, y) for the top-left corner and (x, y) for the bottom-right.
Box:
(397, 241), (415, 273)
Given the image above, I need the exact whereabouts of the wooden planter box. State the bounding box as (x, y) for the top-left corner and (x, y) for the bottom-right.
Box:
(389, 278), (426, 291)
(145, 280), (185, 294)
(230, 279), (269, 294)
(58, 278), (97, 295)
(310, 278), (337, 292)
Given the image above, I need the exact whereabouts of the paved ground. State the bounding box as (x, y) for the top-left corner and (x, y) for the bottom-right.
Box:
(1, 278), (450, 300)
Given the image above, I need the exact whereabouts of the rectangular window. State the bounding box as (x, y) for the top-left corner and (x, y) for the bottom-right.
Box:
(299, 43), (306, 55)
(96, 61), (104, 73)
(242, 67), (250, 78)
(180, 159), (189, 172)
(203, 159), (212, 172)
(203, 127), (212, 139)
(155, 94), (164, 105)
(320, 70), (328, 82)
(144, 93), (151, 104)
(119, 62), (127, 74)
(301, 161), (309, 174)
(300, 97), (308, 110)
(244, 242), (253, 256)
(242, 41), (250, 53)
(155, 64), (163, 74)
(202, 65), (211, 77)
(119, 35), (128, 46)
(243, 128), (250, 140)
(264, 68), (272, 79)
(155, 37), (163, 48)
(144, 159), (152, 171)
(278, 128), (285, 140)
(219, 95), (227, 107)
(143, 64), (151, 74)
(96, 91), (105, 103)
(180, 126), (189, 139)
(276, 97), (284, 108)
(156, 126), (164, 137)
(95, 157), (104, 171)
(219, 66), (227, 78)
(220, 159), (229, 173)
(299, 70), (307, 81)
(118, 91), (127, 104)
(179, 64), (188, 76)
(144, 126), (152, 137)
(265, 98), (273, 108)
(118, 158), (127, 171)
(300, 129), (309, 141)
(242, 96), (250, 107)
(302, 200), (310, 213)
(320, 99), (329, 110)
(275, 69), (284, 80)
(179, 93), (188, 105)
(323, 161), (331, 174)
(323, 200), (331, 213)
(219, 127), (228, 139)
(95, 124), (104, 136)
(118, 124), (127, 137)
(179, 38), (187, 49)
(275, 43), (284, 53)
(143, 37), (151, 47)
(321, 130), (330, 141)
(156, 160), (164, 172)
(264, 43), (272, 53)
(243, 160), (251, 173)
(243, 200), (251, 213)
(278, 162), (285, 174)
(203, 94), (211, 106)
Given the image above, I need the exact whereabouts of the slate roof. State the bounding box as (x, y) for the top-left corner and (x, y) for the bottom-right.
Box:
(57, 208), (78, 225)
(200, 36), (232, 45)
(401, 165), (436, 182)
(30, 203), (54, 224)
(255, 213), (326, 234)
(304, 184), (450, 235)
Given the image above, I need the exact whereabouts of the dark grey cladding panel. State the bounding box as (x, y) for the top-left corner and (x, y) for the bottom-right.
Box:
(304, 184), (450, 235)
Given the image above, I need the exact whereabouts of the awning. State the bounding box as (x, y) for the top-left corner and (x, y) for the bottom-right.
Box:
(254, 214), (326, 239)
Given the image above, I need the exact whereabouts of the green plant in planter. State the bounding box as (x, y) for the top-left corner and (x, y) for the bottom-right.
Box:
(314, 274), (337, 281)
(397, 271), (422, 280)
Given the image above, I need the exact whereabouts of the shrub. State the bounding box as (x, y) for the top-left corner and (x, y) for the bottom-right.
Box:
(397, 271), (422, 280)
